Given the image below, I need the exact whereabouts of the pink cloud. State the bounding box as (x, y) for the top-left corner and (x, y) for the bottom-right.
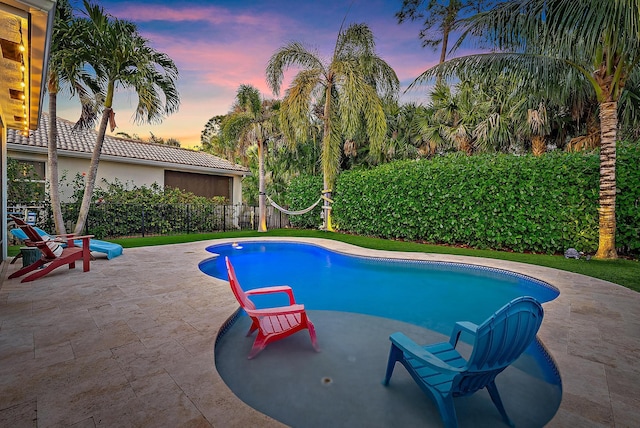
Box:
(108, 4), (295, 39)
(108, 5), (228, 23)
(107, 4), (248, 25)
(139, 28), (304, 102)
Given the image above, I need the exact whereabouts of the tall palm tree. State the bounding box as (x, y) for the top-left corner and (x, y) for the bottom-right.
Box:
(266, 22), (399, 230)
(46, 0), (101, 234)
(411, 0), (640, 259)
(396, 0), (496, 65)
(72, 0), (179, 234)
(220, 85), (280, 232)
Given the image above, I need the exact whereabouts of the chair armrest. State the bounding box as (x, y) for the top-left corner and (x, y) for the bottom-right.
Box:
(63, 235), (94, 248)
(449, 321), (478, 347)
(390, 332), (463, 374)
(245, 285), (296, 304)
(48, 233), (81, 244)
(68, 234), (94, 240)
(245, 303), (306, 317)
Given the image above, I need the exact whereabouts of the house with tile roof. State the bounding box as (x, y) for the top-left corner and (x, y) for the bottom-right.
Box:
(7, 114), (249, 204)
(1, 0), (56, 261)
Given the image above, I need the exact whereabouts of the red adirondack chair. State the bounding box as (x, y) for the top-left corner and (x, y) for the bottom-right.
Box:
(8, 215), (94, 283)
(225, 256), (319, 359)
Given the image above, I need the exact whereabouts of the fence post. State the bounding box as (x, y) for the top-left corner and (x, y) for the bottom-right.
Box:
(141, 207), (145, 238)
(223, 205), (226, 232)
(186, 204), (190, 234)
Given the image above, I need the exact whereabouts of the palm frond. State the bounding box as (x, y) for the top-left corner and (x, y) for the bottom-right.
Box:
(221, 114), (252, 146)
(334, 22), (375, 60)
(410, 52), (580, 97)
(279, 68), (323, 145)
(266, 42), (324, 96)
(321, 108), (343, 187)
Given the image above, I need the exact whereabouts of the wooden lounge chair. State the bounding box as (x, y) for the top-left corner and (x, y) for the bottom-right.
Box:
(10, 226), (123, 260)
(225, 256), (319, 359)
(383, 296), (544, 428)
(8, 215), (94, 283)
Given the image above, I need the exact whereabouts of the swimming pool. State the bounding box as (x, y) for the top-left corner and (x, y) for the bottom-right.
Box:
(199, 241), (559, 335)
(200, 241), (562, 427)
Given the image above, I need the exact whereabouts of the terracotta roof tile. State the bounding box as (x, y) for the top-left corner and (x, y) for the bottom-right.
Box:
(7, 114), (249, 174)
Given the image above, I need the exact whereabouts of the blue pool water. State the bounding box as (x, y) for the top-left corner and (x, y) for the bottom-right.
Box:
(199, 241), (559, 336)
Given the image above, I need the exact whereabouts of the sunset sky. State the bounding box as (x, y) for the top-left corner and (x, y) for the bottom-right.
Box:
(55, 0), (455, 148)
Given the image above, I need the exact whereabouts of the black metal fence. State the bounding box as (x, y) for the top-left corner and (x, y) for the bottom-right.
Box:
(10, 203), (291, 239)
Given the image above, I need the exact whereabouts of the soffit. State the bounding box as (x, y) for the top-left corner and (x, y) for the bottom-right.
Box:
(0, 0), (55, 132)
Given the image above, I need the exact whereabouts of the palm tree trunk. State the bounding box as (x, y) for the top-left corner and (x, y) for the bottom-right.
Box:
(594, 101), (618, 259)
(258, 139), (267, 232)
(531, 136), (546, 156)
(321, 86), (334, 231)
(439, 31), (449, 65)
(322, 175), (333, 232)
(47, 91), (66, 235)
(73, 107), (111, 235)
(460, 137), (473, 156)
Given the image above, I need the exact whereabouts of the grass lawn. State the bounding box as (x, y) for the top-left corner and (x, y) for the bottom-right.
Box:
(9, 229), (639, 292)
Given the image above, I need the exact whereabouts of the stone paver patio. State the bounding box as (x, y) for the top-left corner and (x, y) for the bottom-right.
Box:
(0, 237), (638, 427)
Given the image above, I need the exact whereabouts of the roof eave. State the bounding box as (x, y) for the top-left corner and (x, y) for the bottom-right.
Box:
(7, 143), (249, 177)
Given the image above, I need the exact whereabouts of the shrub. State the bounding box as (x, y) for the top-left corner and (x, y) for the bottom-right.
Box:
(48, 178), (228, 238)
(616, 143), (640, 254)
(332, 146), (640, 255)
(285, 174), (324, 229)
(7, 158), (45, 203)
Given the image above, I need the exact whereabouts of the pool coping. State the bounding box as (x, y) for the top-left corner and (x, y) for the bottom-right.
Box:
(0, 236), (638, 427)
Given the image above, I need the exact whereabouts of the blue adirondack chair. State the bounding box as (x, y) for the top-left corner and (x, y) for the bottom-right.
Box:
(382, 296), (544, 428)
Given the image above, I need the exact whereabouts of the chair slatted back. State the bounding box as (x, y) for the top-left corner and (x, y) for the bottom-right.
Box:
(225, 257), (256, 311)
(10, 227), (49, 241)
(10, 215), (57, 259)
(455, 296), (544, 395)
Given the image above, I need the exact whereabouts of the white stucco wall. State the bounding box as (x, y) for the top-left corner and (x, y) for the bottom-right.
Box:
(232, 175), (242, 206)
(7, 149), (244, 204)
(56, 157), (165, 201)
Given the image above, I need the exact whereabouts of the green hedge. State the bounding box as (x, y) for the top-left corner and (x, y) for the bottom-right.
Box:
(616, 143), (640, 254)
(285, 174), (324, 229)
(330, 145), (640, 255)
